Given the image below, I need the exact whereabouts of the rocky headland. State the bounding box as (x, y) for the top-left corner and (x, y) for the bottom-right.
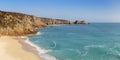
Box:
(0, 10), (88, 60)
(40, 17), (73, 25)
(0, 10), (88, 36)
(0, 10), (46, 36)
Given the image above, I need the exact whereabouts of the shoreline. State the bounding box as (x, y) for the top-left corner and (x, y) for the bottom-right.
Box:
(0, 36), (41, 60)
(18, 37), (41, 58)
(19, 36), (57, 60)
(0, 33), (57, 60)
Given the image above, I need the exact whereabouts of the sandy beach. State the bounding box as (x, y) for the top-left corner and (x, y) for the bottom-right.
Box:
(0, 36), (41, 60)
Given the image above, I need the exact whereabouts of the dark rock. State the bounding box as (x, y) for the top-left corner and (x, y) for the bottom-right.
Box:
(74, 20), (88, 24)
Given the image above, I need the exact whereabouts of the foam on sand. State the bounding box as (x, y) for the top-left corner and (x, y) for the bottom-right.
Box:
(21, 36), (57, 60)
(36, 32), (41, 35)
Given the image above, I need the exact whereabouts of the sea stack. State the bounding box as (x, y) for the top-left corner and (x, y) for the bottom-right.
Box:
(74, 20), (88, 24)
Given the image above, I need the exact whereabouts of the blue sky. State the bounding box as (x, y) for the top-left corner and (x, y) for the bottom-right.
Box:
(0, 0), (120, 22)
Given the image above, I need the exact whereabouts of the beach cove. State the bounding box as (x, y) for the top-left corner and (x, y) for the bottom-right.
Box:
(0, 10), (87, 60)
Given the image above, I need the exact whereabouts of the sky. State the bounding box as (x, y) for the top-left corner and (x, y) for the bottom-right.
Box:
(0, 0), (120, 22)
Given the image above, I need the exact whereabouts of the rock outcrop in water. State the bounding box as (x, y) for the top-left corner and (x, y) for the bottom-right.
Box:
(74, 20), (88, 24)
(0, 10), (88, 36)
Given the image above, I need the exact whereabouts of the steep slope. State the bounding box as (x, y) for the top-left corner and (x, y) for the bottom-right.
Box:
(0, 10), (46, 36)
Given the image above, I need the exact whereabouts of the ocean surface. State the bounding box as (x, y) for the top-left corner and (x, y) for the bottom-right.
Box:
(29, 23), (120, 60)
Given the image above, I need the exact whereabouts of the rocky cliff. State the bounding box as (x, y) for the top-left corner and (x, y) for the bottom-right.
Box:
(0, 10), (46, 36)
(40, 17), (73, 25)
(39, 18), (88, 25)
(0, 10), (88, 36)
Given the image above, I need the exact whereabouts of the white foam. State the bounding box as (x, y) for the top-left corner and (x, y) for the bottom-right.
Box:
(36, 32), (41, 35)
(20, 36), (58, 60)
(82, 51), (88, 56)
(48, 24), (63, 26)
(108, 44), (120, 57)
(84, 45), (105, 50)
(75, 49), (81, 55)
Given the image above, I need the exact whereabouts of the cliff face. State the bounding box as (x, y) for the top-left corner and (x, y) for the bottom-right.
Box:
(0, 10), (88, 36)
(0, 11), (46, 36)
(40, 17), (88, 25)
(40, 17), (73, 25)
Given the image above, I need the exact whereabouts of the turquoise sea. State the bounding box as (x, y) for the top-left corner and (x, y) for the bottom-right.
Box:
(29, 23), (120, 60)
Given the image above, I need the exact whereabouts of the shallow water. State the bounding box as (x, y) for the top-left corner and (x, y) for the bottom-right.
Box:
(29, 23), (120, 60)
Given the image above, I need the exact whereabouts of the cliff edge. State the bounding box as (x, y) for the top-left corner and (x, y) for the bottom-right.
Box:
(0, 10), (46, 36)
